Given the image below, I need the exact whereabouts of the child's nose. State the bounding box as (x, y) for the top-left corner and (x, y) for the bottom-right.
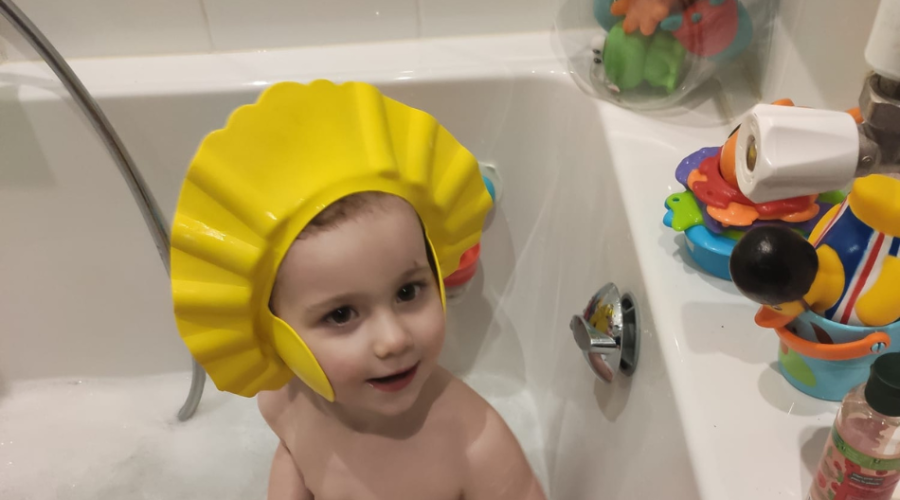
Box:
(372, 312), (414, 359)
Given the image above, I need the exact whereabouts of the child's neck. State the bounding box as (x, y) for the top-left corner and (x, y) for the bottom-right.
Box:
(308, 367), (450, 438)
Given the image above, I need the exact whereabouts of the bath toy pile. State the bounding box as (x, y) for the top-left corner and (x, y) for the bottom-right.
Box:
(704, 99), (900, 401)
(663, 100), (845, 280)
(727, 174), (900, 401)
(591, 0), (753, 97)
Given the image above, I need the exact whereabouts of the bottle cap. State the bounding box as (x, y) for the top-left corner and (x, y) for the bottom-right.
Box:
(865, 353), (900, 417)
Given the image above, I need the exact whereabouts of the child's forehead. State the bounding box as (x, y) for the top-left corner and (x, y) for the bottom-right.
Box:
(283, 199), (427, 269)
(296, 192), (419, 240)
(274, 203), (431, 299)
(271, 192), (433, 294)
(302, 197), (421, 241)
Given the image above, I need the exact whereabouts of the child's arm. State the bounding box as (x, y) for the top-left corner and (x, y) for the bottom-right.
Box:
(267, 441), (313, 500)
(462, 408), (547, 500)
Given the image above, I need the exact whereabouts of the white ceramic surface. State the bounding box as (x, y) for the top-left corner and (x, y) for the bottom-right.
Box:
(756, 0), (881, 111)
(0, 31), (894, 499)
(0, 0), (213, 60)
(866, 0), (900, 80)
(418, 0), (556, 37)
(0, 0), (879, 117)
(0, 0), (561, 61)
(201, 0), (419, 52)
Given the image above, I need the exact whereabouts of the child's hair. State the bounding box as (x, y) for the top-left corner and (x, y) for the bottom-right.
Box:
(284, 191), (438, 284)
(302, 191), (438, 277)
(299, 191), (395, 239)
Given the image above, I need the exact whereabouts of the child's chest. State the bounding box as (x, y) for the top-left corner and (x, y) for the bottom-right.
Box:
(288, 419), (468, 500)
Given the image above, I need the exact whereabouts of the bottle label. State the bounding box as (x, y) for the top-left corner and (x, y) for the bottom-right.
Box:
(810, 427), (900, 500)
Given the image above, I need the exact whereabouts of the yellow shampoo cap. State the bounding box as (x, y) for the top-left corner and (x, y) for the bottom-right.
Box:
(170, 81), (492, 399)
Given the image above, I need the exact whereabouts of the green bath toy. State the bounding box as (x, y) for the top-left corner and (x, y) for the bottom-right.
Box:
(778, 346), (817, 389)
(665, 191), (703, 232)
(602, 21), (686, 92)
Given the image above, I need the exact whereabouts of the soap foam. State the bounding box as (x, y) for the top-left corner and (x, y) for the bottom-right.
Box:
(0, 374), (275, 500)
(0, 372), (546, 499)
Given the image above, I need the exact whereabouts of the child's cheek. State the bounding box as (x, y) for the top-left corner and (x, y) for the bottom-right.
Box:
(419, 304), (446, 358)
(318, 341), (370, 385)
(429, 321), (446, 353)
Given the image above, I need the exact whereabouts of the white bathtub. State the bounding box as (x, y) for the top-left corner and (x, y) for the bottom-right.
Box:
(0, 32), (850, 499)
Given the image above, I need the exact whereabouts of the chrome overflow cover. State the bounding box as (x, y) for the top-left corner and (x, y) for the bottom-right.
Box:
(569, 283), (639, 383)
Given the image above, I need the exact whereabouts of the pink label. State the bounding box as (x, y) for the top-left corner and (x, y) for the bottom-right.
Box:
(809, 427), (900, 500)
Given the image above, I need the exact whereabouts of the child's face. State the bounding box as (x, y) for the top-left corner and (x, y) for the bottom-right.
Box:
(272, 198), (445, 416)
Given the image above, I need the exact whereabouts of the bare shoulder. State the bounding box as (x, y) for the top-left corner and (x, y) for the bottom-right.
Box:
(432, 371), (491, 413)
(257, 378), (304, 436)
(426, 370), (495, 434)
(431, 371), (515, 442)
(433, 372), (546, 500)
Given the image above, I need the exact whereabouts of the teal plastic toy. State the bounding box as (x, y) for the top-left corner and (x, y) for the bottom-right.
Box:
(593, 0), (621, 32)
(777, 312), (898, 402)
(663, 191), (737, 280)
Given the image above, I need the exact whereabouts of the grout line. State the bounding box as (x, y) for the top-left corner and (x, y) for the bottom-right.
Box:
(197, 0), (216, 53)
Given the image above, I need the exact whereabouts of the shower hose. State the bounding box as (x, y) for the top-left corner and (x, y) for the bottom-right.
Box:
(0, 0), (206, 421)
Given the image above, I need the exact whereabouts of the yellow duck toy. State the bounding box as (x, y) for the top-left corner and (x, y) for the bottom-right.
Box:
(730, 174), (900, 329)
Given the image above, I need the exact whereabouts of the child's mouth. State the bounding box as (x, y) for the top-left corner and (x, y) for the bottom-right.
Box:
(367, 363), (419, 392)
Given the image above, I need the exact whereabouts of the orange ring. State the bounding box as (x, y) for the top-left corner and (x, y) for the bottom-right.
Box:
(774, 327), (890, 361)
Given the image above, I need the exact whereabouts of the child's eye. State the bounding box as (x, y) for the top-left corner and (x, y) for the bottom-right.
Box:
(323, 307), (357, 326)
(396, 282), (424, 303)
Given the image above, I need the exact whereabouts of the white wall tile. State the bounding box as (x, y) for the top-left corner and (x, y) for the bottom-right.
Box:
(0, 19), (32, 62)
(0, 0), (884, 117)
(759, 0), (880, 111)
(418, 0), (557, 38)
(202, 0), (418, 52)
(0, 0), (212, 61)
(0, 0), (560, 59)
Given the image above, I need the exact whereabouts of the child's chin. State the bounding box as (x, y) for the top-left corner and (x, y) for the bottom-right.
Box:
(372, 402), (415, 417)
(368, 388), (421, 416)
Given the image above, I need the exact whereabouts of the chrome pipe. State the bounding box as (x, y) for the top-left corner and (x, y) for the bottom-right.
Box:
(0, 0), (205, 421)
(177, 361), (207, 421)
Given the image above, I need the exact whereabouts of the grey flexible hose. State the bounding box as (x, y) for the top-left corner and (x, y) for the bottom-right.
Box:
(0, 0), (206, 421)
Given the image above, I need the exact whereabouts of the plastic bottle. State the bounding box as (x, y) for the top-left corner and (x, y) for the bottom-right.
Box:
(809, 353), (900, 500)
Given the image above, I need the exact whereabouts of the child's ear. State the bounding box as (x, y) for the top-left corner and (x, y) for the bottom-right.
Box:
(269, 272), (286, 318)
(418, 218), (440, 283)
(268, 287), (280, 317)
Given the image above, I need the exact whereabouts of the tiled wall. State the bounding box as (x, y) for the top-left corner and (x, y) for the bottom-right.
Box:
(756, 0), (881, 111)
(0, 0), (559, 61)
(0, 0), (884, 111)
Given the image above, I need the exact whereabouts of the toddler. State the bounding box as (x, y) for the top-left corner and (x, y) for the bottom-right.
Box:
(168, 80), (545, 500)
(259, 192), (545, 499)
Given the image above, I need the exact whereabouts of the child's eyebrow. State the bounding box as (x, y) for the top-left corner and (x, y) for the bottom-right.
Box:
(304, 293), (364, 315)
(399, 264), (432, 280)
